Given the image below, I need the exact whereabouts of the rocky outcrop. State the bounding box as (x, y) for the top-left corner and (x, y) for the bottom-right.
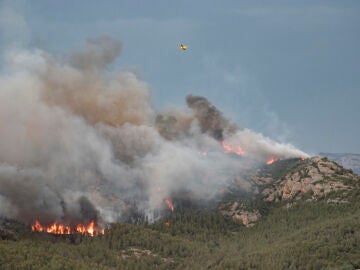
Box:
(219, 157), (360, 227)
(256, 157), (359, 202)
(219, 201), (261, 227)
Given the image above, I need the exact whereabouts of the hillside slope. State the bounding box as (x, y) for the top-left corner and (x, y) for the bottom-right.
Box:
(257, 157), (359, 202)
(1, 157), (360, 269)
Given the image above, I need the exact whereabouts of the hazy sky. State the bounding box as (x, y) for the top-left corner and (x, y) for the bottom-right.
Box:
(1, 0), (359, 154)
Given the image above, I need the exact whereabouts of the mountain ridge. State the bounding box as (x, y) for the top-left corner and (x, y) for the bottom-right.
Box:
(320, 152), (360, 175)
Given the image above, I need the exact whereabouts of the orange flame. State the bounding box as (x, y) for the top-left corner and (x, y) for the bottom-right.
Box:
(165, 198), (174, 212)
(266, 157), (280, 165)
(165, 221), (170, 227)
(221, 141), (245, 156)
(31, 220), (104, 236)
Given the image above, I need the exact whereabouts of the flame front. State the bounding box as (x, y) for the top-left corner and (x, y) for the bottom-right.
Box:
(31, 220), (104, 236)
(165, 198), (174, 212)
(221, 141), (245, 156)
(266, 157), (279, 165)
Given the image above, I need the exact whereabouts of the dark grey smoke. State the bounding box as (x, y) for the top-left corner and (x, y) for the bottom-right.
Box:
(78, 196), (99, 223)
(186, 95), (238, 140)
(0, 166), (63, 225)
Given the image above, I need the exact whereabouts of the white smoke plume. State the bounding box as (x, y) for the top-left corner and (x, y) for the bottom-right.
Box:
(0, 36), (308, 226)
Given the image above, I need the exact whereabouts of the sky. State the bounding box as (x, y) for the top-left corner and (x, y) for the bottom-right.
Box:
(0, 0), (359, 154)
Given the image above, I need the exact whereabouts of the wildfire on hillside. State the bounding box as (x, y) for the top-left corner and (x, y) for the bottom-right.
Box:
(266, 157), (283, 165)
(165, 198), (174, 212)
(31, 220), (104, 236)
(0, 37), (309, 230)
(221, 140), (246, 156)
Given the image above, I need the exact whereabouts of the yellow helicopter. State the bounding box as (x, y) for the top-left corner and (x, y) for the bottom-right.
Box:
(179, 44), (188, 51)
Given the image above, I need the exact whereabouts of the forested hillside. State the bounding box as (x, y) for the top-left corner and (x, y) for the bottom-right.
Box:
(1, 158), (360, 269)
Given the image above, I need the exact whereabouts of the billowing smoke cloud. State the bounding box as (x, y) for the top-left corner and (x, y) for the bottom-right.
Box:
(0, 36), (308, 226)
(186, 95), (238, 140)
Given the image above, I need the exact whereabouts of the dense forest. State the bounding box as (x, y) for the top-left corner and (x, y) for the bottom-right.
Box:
(1, 192), (360, 270)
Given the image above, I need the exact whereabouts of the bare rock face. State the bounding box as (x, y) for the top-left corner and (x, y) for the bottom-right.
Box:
(219, 157), (360, 227)
(219, 201), (261, 227)
(257, 157), (359, 202)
